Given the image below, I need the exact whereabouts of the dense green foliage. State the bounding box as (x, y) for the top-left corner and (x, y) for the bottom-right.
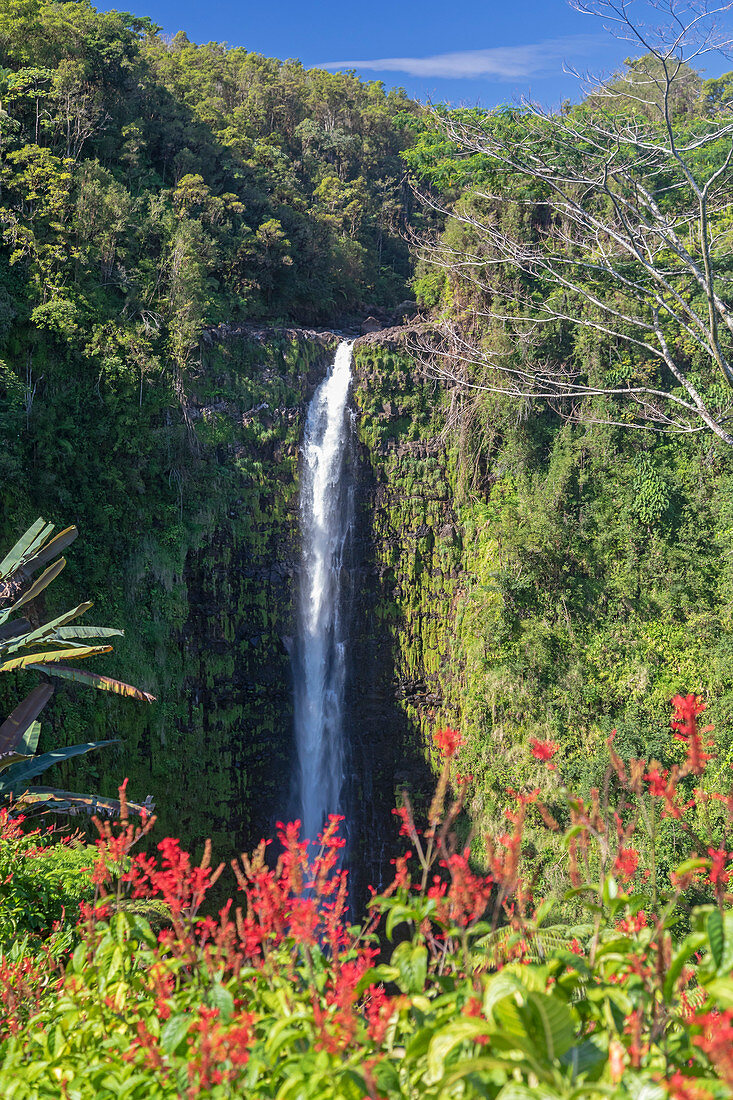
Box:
(0, 812), (93, 950)
(387, 57), (733, 836)
(1, 709), (733, 1097)
(0, 516), (156, 816)
(0, 0), (420, 850)
(0, 0), (416, 333)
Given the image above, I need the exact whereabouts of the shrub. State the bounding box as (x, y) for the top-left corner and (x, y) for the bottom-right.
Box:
(0, 698), (733, 1097)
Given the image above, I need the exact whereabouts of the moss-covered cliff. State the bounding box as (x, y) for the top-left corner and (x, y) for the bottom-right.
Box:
(8, 320), (733, 883)
(353, 343), (733, 854)
(1, 329), (340, 853)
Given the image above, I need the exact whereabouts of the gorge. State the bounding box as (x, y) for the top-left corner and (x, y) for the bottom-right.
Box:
(2, 0), (733, 897)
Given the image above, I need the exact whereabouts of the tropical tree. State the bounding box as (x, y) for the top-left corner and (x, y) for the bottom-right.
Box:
(0, 517), (155, 816)
(412, 0), (733, 444)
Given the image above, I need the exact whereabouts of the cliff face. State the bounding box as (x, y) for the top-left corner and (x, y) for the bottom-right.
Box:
(1, 324), (459, 871)
(14, 321), (733, 882)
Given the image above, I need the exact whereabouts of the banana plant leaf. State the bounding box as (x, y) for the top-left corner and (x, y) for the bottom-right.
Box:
(0, 618), (30, 644)
(17, 720), (41, 756)
(0, 752), (31, 773)
(54, 626), (124, 640)
(0, 518), (50, 578)
(14, 786), (154, 818)
(0, 739), (120, 794)
(1, 644), (113, 672)
(21, 526), (77, 577)
(10, 602), (93, 651)
(26, 663), (156, 702)
(0, 683), (54, 754)
(12, 557), (66, 611)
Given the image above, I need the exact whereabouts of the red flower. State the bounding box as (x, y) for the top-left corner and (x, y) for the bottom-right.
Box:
(662, 1071), (713, 1099)
(434, 728), (464, 759)
(694, 1009), (733, 1087)
(671, 694), (713, 777)
(613, 847), (639, 882)
(530, 738), (559, 768)
(707, 847), (731, 889)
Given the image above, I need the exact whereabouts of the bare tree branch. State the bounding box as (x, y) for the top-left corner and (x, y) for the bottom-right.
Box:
(413, 0), (733, 445)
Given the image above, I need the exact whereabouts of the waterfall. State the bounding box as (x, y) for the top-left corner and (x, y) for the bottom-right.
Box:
(293, 339), (354, 845)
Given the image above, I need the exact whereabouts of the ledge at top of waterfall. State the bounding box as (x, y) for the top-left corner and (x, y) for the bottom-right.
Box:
(293, 340), (354, 848)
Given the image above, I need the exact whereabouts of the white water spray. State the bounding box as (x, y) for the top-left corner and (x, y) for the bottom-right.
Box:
(293, 340), (354, 844)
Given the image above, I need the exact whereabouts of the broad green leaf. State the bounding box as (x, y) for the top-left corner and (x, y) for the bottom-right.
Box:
(209, 983), (234, 1020)
(0, 739), (119, 792)
(55, 625), (124, 640)
(1, 644), (112, 671)
(483, 971), (523, 1018)
(496, 1085), (564, 1100)
(17, 719), (41, 756)
(560, 1038), (607, 1076)
(28, 663), (156, 702)
(663, 931), (707, 1000)
(355, 964), (400, 996)
(338, 1071), (366, 1100)
(0, 518), (49, 578)
(391, 939), (427, 994)
(704, 977), (733, 1007)
(161, 1014), (190, 1055)
(22, 526), (78, 576)
(426, 1017), (490, 1081)
(0, 682), (54, 753)
(9, 603), (93, 650)
(11, 557), (66, 611)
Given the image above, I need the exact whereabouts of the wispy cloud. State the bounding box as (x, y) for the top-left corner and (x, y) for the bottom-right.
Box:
(319, 35), (605, 80)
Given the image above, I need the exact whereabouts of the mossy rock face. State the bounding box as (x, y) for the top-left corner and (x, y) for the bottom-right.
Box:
(346, 344), (460, 896)
(0, 328), (337, 863)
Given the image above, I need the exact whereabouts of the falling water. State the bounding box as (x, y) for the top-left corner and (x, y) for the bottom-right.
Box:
(293, 339), (354, 844)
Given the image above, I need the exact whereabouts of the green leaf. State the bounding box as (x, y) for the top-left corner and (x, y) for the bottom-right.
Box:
(338, 1071), (366, 1100)
(496, 1085), (563, 1100)
(161, 1014), (190, 1056)
(426, 1017), (490, 1081)
(22, 526), (78, 576)
(11, 557), (66, 611)
(1, 644), (112, 671)
(0, 739), (119, 793)
(9, 603), (93, 650)
(27, 663), (156, 702)
(355, 964), (400, 996)
(482, 971), (523, 1018)
(663, 931), (707, 1000)
(708, 909), (725, 969)
(0, 682), (54, 753)
(17, 719), (41, 756)
(560, 1038), (607, 1076)
(0, 518), (49, 578)
(55, 625), (124, 640)
(209, 983), (234, 1020)
(391, 940), (428, 994)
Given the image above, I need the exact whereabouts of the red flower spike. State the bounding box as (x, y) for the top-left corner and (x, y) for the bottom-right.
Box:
(433, 728), (464, 759)
(530, 738), (559, 768)
(671, 694), (713, 777)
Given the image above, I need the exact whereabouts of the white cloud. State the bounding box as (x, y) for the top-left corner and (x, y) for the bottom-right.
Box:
(319, 35), (605, 80)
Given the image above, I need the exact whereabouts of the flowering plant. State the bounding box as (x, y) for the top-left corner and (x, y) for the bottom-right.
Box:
(0, 703), (732, 1097)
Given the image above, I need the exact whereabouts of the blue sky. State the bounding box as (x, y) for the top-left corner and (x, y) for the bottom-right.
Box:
(97, 0), (733, 109)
